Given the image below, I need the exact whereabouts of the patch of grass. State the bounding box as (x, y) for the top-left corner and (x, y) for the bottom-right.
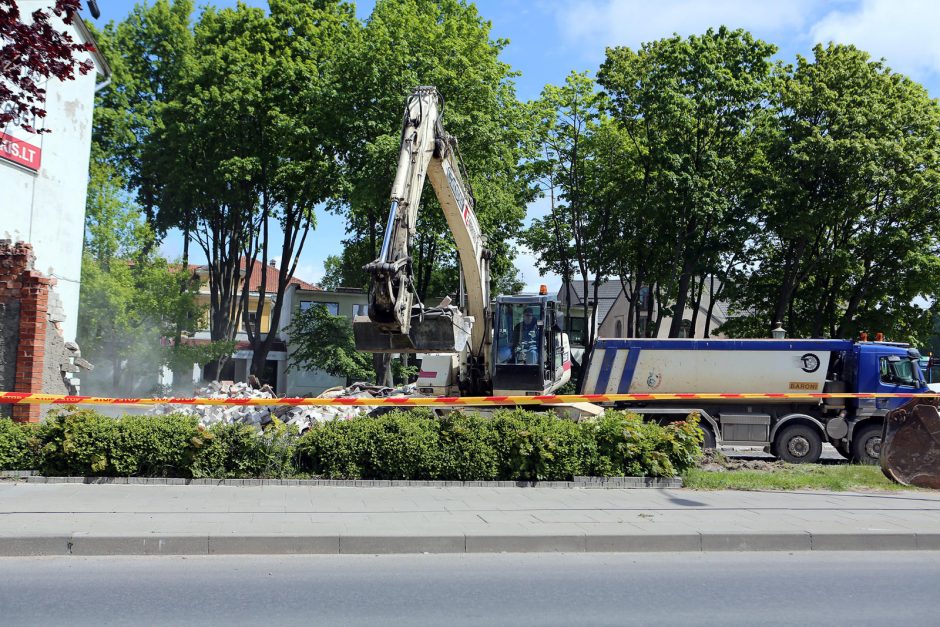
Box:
(684, 464), (915, 491)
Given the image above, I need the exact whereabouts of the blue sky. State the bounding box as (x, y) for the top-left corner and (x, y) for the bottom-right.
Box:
(86, 0), (940, 292)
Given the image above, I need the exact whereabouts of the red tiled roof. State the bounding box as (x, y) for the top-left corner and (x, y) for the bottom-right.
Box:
(239, 259), (319, 292)
(193, 258), (319, 293)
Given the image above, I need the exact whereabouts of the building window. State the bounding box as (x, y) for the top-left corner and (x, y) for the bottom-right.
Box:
(567, 316), (586, 346)
(638, 316), (648, 337)
(678, 319), (692, 338)
(353, 303), (368, 317)
(614, 319), (623, 337)
(300, 301), (339, 315)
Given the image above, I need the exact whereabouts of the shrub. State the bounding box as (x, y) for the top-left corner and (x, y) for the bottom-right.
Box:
(588, 411), (703, 477)
(192, 419), (300, 479)
(34, 408), (118, 475)
(110, 413), (202, 477)
(23, 407), (701, 480)
(0, 418), (36, 470)
(436, 411), (499, 480)
(491, 409), (596, 481)
(298, 409), (441, 479)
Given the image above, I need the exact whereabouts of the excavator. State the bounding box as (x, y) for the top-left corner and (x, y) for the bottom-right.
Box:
(353, 86), (571, 398)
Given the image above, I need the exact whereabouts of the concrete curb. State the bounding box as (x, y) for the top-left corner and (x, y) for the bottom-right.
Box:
(2, 532), (940, 556)
(13, 475), (684, 489)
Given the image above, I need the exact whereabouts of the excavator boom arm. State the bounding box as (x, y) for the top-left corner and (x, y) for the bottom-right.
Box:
(357, 87), (491, 378)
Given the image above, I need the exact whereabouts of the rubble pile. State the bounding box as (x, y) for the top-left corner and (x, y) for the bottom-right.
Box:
(152, 380), (418, 432)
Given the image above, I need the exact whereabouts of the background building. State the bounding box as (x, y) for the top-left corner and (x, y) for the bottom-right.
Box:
(3, 3), (111, 343)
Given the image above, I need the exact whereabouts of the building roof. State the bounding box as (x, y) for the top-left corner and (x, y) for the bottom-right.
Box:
(194, 259), (319, 293)
(75, 15), (112, 79)
(560, 279), (625, 327)
(560, 278), (733, 330)
(240, 259), (319, 292)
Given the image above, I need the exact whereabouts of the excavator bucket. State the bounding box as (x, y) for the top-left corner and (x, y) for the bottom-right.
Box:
(353, 307), (473, 354)
(881, 397), (940, 488)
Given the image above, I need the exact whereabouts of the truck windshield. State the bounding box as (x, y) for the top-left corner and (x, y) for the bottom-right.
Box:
(495, 303), (542, 365)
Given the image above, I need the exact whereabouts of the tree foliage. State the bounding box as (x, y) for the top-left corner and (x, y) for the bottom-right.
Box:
(0, 0), (94, 132)
(720, 44), (940, 342)
(328, 0), (536, 299)
(89, 5), (940, 360)
(598, 27), (776, 339)
(78, 156), (205, 392)
(285, 304), (374, 384)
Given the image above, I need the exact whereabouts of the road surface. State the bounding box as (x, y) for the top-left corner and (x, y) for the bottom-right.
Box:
(2, 552), (937, 625)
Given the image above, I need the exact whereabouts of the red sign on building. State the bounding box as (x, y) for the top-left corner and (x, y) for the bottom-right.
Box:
(0, 132), (42, 171)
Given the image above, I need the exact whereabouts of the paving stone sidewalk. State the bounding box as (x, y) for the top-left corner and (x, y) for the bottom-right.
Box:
(1, 482), (939, 555)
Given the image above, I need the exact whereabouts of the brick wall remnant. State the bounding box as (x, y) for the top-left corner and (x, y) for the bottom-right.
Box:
(0, 240), (90, 422)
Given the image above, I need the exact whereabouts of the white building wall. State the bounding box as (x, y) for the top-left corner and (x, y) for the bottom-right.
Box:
(2, 5), (105, 342)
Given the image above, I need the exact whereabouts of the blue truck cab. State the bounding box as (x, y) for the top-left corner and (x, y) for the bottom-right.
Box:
(851, 342), (928, 412)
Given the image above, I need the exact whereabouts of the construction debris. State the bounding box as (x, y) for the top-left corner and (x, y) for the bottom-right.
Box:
(151, 380), (418, 432)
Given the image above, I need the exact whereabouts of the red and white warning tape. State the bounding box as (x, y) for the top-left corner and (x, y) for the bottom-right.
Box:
(1, 391), (938, 407)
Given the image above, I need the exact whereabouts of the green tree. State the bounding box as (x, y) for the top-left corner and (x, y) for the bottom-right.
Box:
(285, 305), (374, 384)
(151, 1), (357, 384)
(155, 4), (269, 349)
(598, 28), (776, 337)
(91, 0), (194, 236)
(330, 0), (536, 300)
(721, 44), (940, 342)
(523, 72), (614, 354)
(238, 0), (358, 378)
(79, 157), (203, 392)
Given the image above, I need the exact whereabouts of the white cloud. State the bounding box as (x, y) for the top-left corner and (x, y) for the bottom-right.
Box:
(811, 0), (940, 81)
(556, 0), (814, 58)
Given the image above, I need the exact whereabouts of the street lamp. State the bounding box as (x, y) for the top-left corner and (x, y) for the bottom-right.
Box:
(771, 322), (786, 339)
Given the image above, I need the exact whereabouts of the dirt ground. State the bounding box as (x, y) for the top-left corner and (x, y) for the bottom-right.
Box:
(697, 450), (791, 472)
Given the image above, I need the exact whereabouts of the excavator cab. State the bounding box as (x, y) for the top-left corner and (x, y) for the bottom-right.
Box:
(491, 295), (571, 395)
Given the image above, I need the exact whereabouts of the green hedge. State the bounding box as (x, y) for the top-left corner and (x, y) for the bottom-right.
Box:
(293, 408), (702, 480)
(0, 408), (702, 480)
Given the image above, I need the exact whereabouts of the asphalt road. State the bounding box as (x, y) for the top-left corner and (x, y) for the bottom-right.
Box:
(2, 552), (938, 626)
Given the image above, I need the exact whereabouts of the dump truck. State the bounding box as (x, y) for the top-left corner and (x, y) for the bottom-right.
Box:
(582, 338), (931, 464)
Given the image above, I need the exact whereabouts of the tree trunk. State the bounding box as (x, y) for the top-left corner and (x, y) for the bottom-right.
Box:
(703, 275), (720, 339)
(171, 227), (191, 391)
(652, 283), (665, 337)
(668, 266), (693, 337)
(373, 353), (393, 387)
(689, 274), (705, 338)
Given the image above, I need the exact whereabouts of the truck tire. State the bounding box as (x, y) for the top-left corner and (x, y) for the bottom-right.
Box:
(700, 425), (716, 450)
(773, 424), (823, 464)
(850, 423), (883, 465)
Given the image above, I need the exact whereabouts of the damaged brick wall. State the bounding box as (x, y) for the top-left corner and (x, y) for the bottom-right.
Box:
(0, 299), (19, 418)
(0, 241), (85, 422)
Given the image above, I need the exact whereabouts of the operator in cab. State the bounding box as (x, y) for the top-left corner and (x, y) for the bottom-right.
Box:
(512, 306), (541, 365)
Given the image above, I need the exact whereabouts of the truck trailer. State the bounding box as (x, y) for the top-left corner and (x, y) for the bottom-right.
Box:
(582, 338), (931, 464)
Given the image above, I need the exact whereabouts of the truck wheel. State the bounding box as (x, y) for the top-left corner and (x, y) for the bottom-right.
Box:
(700, 425), (716, 450)
(773, 424), (823, 464)
(850, 423), (883, 465)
